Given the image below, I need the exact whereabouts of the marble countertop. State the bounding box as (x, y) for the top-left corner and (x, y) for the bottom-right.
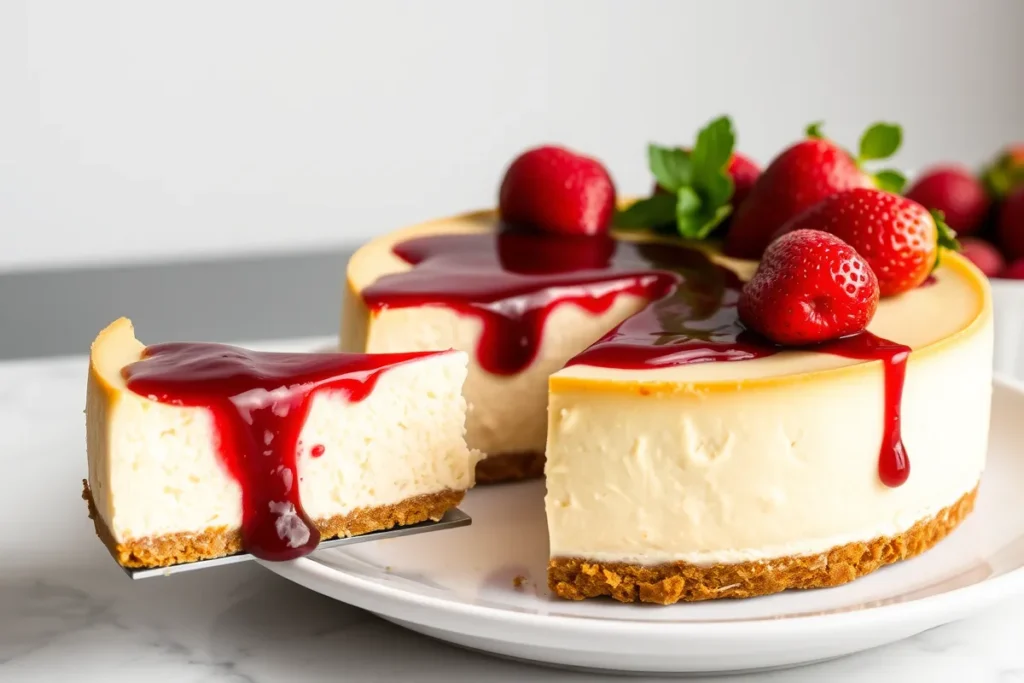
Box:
(4, 345), (1024, 683)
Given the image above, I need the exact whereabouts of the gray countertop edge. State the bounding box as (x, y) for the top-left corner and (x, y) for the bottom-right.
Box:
(1, 247), (356, 360)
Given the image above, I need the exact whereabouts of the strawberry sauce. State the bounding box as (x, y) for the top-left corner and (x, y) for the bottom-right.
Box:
(819, 334), (912, 487)
(365, 227), (911, 487)
(123, 344), (440, 561)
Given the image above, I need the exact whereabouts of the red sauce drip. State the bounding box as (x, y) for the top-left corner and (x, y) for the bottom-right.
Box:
(310, 444), (326, 458)
(365, 227), (913, 487)
(820, 333), (912, 487)
(123, 344), (439, 560)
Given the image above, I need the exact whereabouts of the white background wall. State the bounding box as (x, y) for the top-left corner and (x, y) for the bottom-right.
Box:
(2, 0), (1022, 272)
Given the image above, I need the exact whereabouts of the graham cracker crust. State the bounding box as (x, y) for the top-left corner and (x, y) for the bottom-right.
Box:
(83, 481), (464, 569)
(549, 486), (978, 604)
(474, 451), (545, 484)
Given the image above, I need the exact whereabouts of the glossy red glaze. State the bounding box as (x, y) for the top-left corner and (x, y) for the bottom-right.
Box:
(123, 344), (439, 560)
(364, 227), (911, 487)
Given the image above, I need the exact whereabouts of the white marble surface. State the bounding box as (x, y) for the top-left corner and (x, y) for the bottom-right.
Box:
(4, 346), (1024, 683)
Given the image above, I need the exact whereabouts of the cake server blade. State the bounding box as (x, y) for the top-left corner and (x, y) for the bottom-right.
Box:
(122, 507), (471, 579)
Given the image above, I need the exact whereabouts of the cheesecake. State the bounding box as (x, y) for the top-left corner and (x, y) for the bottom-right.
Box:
(85, 318), (476, 568)
(343, 213), (659, 483)
(341, 210), (993, 602)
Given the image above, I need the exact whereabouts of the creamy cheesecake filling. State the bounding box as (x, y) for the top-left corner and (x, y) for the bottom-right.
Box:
(546, 258), (993, 566)
(350, 218), (923, 486)
(546, 328), (991, 566)
(344, 214), (986, 483)
(359, 299), (646, 457)
(86, 319), (476, 561)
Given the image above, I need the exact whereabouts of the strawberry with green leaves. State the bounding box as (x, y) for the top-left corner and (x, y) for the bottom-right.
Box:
(724, 122), (905, 260)
(774, 187), (959, 296)
(616, 116), (741, 240)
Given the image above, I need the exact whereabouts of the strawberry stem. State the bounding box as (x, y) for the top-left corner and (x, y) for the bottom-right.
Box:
(931, 209), (961, 271)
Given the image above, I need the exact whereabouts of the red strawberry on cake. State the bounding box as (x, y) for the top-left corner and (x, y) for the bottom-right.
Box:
(738, 230), (879, 345)
(774, 187), (959, 296)
(499, 145), (617, 236)
(726, 152), (761, 210)
(724, 122), (905, 259)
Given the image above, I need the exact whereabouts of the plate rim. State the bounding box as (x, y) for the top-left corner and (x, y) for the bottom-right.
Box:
(261, 374), (1024, 640)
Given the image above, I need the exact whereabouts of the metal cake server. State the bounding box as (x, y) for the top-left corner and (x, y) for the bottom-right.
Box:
(123, 508), (471, 579)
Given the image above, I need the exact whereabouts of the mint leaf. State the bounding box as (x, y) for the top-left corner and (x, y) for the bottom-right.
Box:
(873, 169), (907, 194)
(858, 122), (902, 162)
(675, 188), (732, 240)
(805, 121), (825, 139)
(614, 193), (677, 229)
(677, 206), (732, 241)
(676, 186), (702, 217)
(648, 144), (692, 193)
(703, 171), (735, 209)
(684, 115), (735, 240)
(690, 116), (735, 189)
(676, 213), (704, 239)
(635, 115), (738, 241)
(699, 204), (733, 239)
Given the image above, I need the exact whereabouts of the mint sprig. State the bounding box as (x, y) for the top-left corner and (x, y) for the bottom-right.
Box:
(648, 145), (692, 192)
(615, 115), (737, 239)
(615, 193), (677, 229)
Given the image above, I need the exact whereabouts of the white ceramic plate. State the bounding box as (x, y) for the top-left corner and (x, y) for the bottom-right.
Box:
(262, 377), (1024, 675)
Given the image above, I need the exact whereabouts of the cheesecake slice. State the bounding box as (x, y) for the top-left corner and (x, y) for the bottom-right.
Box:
(85, 318), (476, 569)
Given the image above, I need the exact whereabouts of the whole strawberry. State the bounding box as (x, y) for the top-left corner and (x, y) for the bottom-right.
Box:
(499, 145), (616, 236)
(997, 186), (1024, 260)
(727, 152), (761, 210)
(774, 188), (958, 296)
(738, 229), (879, 345)
(959, 237), (1005, 277)
(725, 122), (905, 259)
(1000, 258), (1024, 280)
(905, 166), (989, 236)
